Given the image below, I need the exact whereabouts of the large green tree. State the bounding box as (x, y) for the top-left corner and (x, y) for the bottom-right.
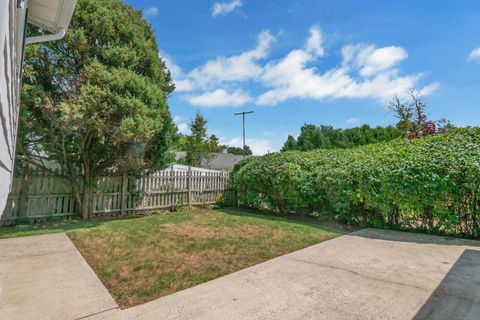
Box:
(18, 0), (176, 219)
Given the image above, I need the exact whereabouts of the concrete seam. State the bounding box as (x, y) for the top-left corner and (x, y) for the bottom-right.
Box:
(73, 306), (120, 320)
(285, 256), (429, 292)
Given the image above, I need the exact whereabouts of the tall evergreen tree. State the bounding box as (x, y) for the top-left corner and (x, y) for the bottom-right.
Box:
(281, 135), (298, 152)
(18, 0), (175, 219)
(181, 112), (222, 167)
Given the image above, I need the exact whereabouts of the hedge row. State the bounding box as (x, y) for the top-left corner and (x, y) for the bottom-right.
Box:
(229, 128), (480, 238)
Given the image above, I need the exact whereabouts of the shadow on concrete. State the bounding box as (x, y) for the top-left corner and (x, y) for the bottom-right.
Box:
(350, 228), (480, 247)
(413, 249), (480, 320)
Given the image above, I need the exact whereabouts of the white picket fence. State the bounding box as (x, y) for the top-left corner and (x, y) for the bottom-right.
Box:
(2, 167), (229, 224)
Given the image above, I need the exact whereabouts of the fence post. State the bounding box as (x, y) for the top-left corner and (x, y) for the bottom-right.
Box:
(120, 171), (128, 216)
(187, 167), (192, 206)
(170, 166), (174, 207)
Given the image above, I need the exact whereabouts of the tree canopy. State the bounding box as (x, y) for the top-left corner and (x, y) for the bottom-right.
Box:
(175, 112), (254, 164)
(227, 146), (253, 156)
(18, 0), (176, 219)
(177, 112), (223, 167)
(282, 124), (401, 152)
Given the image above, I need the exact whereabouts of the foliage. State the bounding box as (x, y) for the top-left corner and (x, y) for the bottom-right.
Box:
(177, 112), (223, 167)
(18, 0), (175, 219)
(281, 124), (400, 151)
(231, 128), (480, 238)
(388, 89), (454, 138)
(227, 145), (253, 156)
(282, 135), (298, 151)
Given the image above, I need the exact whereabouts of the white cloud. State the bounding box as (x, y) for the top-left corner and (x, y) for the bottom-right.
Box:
(160, 51), (182, 78)
(212, 0), (242, 17)
(187, 89), (252, 107)
(158, 30), (275, 94)
(172, 115), (190, 134)
(187, 31), (275, 88)
(224, 137), (273, 155)
(162, 26), (438, 108)
(305, 26), (325, 57)
(143, 7), (158, 18)
(468, 48), (480, 62)
(256, 29), (437, 105)
(177, 123), (190, 134)
(175, 80), (195, 92)
(418, 83), (441, 97)
(346, 117), (360, 125)
(159, 52), (196, 92)
(342, 44), (408, 77)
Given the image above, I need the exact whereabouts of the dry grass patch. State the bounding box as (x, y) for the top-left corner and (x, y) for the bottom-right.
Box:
(67, 208), (343, 308)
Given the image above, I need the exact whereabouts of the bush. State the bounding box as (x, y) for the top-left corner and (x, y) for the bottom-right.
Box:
(230, 128), (480, 238)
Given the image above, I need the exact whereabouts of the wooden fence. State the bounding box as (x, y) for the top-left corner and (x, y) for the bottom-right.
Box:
(2, 168), (229, 224)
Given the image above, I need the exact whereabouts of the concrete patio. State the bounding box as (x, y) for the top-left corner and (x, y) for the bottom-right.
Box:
(1, 229), (479, 320)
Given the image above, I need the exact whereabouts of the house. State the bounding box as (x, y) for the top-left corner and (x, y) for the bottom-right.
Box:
(0, 0), (77, 216)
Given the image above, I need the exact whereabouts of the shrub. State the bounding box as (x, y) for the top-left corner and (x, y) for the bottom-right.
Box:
(230, 128), (480, 238)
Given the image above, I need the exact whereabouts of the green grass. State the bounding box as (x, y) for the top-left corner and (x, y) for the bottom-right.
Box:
(0, 208), (345, 308)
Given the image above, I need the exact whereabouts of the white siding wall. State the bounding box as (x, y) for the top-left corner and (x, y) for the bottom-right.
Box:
(0, 0), (21, 217)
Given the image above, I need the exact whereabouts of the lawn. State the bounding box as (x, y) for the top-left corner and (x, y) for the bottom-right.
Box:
(1, 208), (344, 308)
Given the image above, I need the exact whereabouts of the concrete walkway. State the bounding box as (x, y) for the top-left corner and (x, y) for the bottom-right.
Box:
(0, 233), (118, 320)
(1, 229), (480, 320)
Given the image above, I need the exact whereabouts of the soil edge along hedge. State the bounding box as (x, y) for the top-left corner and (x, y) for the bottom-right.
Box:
(230, 128), (480, 238)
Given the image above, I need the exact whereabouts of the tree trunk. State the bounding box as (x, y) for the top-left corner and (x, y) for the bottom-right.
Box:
(71, 178), (82, 217)
(81, 176), (92, 220)
(70, 174), (94, 220)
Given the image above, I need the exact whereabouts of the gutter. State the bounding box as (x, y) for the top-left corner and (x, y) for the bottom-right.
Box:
(25, 27), (67, 45)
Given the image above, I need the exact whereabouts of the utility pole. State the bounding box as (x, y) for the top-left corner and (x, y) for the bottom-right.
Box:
(234, 111), (254, 159)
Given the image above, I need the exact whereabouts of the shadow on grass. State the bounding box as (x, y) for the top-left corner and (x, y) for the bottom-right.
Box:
(0, 220), (105, 239)
(350, 228), (480, 247)
(218, 206), (358, 234)
(413, 249), (480, 319)
(0, 210), (177, 239)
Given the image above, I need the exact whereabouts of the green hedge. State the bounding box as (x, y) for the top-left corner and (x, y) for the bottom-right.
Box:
(230, 128), (480, 238)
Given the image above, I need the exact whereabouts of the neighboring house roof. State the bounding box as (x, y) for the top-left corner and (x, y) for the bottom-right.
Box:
(175, 152), (247, 171)
(208, 153), (246, 170)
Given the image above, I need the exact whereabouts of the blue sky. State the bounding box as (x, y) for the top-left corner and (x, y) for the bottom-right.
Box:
(126, 0), (480, 154)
